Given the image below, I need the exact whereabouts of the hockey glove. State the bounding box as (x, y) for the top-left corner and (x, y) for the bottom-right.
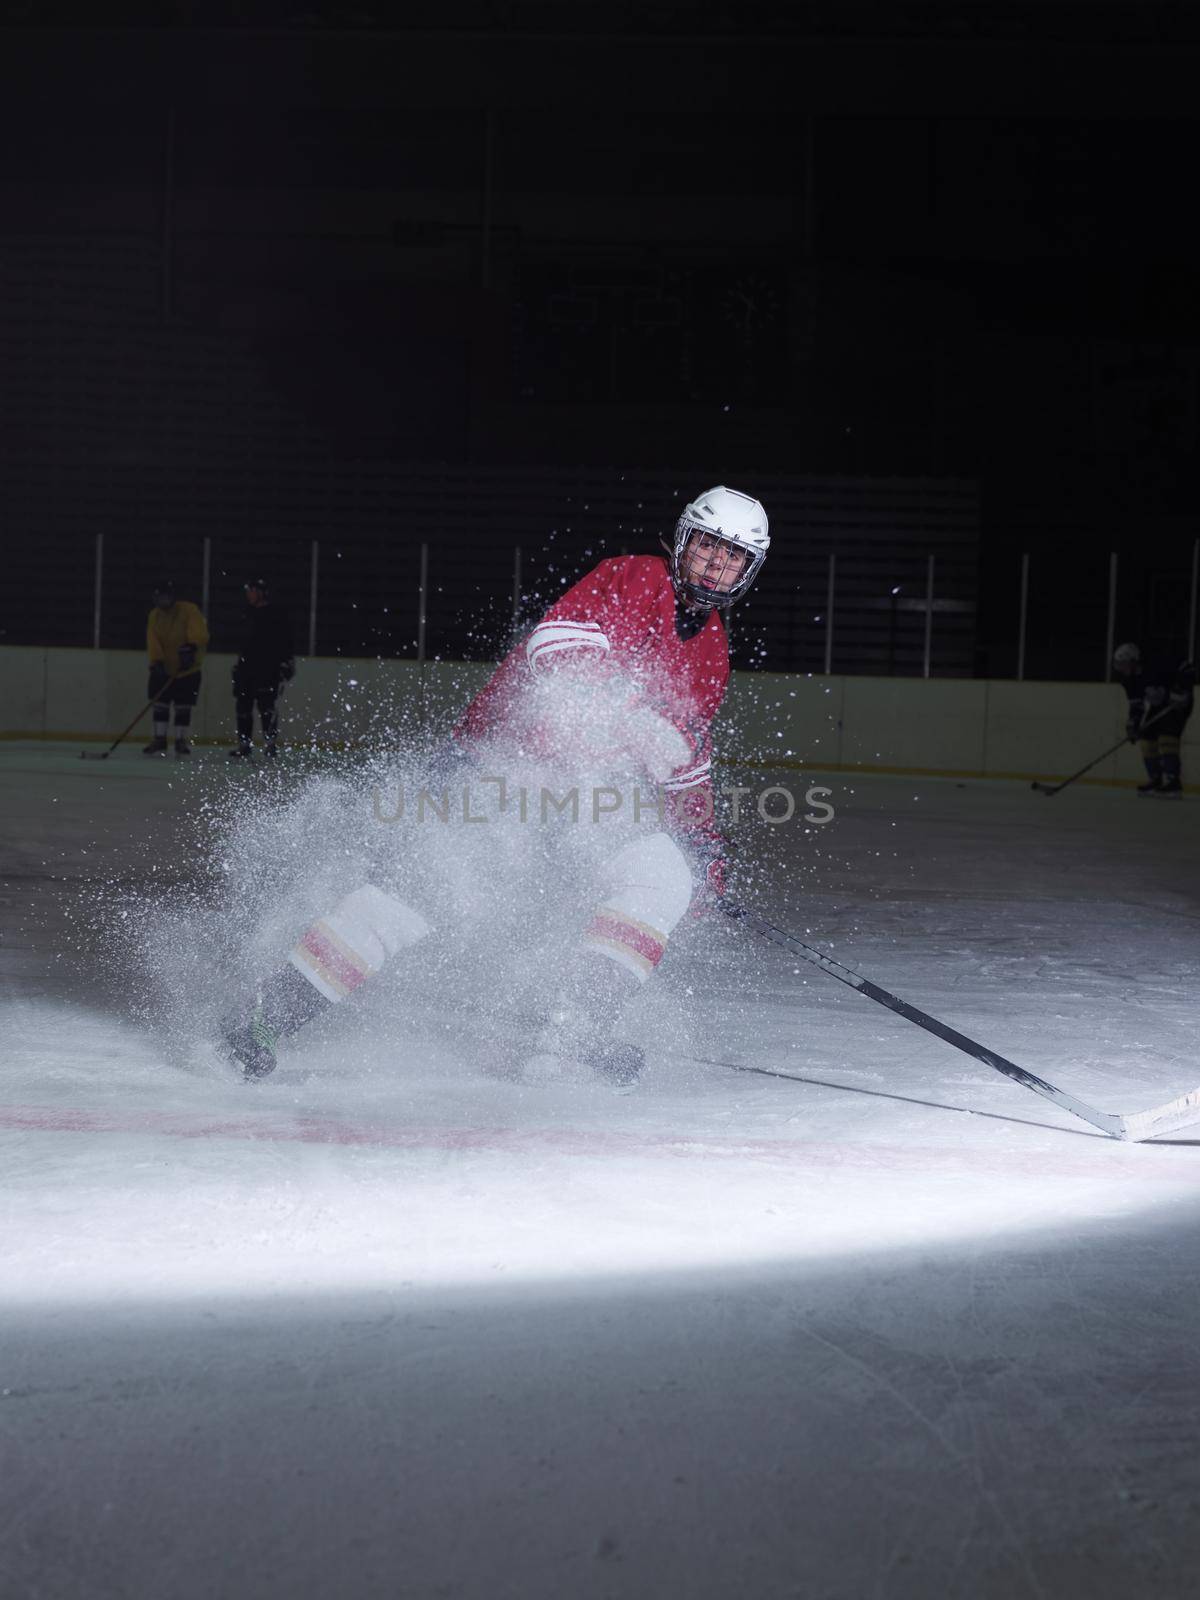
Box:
(703, 852), (727, 901)
(684, 829), (731, 918)
(615, 703), (693, 784)
(177, 643), (198, 672)
(424, 738), (477, 787)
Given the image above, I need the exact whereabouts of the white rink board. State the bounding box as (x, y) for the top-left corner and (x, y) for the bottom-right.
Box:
(2, 644), (1195, 787)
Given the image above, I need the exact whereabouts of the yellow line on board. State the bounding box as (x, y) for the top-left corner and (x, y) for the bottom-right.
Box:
(0, 732), (349, 751)
(720, 757), (1196, 794)
(0, 734), (1194, 793)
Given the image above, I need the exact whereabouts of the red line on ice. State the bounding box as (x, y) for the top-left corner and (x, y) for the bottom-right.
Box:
(0, 1104), (1195, 1180)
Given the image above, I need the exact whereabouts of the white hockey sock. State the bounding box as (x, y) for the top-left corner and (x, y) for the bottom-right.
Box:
(582, 832), (694, 982)
(289, 885), (431, 1003)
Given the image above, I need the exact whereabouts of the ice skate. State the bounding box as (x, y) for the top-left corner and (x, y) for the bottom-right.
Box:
(174, 737), (192, 758)
(217, 997), (280, 1082)
(523, 994), (600, 1083)
(1137, 777), (1162, 796)
(214, 961), (334, 1082)
(227, 743), (254, 761)
(521, 1045), (593, 1085)
(1156, 778), (1183, 798)
(142, 735), (168, 757)
(586, 1039), (645, 1091)
(523, 1025), (645, 1091)
(522, 956), (646, 1090)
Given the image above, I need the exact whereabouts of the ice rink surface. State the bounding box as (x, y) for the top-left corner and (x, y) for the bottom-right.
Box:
(3, 740), (1200, 1598)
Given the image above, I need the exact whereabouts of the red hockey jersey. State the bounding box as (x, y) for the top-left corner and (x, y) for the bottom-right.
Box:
(454, 554), (729, 816)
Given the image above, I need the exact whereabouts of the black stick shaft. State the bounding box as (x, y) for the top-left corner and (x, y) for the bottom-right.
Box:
(86, 673), (182, 758)
(1035, 704), (1173, 795)
(724, 904), (1123, 1138)
(1037, 734), (1130, 793)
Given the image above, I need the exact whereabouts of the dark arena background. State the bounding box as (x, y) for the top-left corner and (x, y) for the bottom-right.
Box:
(2, 6), (1199, 1599)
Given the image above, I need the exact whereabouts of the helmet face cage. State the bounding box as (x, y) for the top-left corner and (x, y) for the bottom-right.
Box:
(671, 517), (765, 609)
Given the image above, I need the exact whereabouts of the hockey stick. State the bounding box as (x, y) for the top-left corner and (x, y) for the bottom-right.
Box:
(1030, 704), (1172, 796)
(722, 902), (1200, 1142)
(80, 673), (181, 760)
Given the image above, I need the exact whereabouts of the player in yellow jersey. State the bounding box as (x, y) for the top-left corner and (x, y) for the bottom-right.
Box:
(144, 579), (210, 757)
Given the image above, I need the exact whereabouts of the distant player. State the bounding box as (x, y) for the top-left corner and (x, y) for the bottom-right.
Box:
(1112, 641), (1194, 797)
(229, 577), (295, 761)
(217, 486), (770, 1085)
(144, 579), (209, 757)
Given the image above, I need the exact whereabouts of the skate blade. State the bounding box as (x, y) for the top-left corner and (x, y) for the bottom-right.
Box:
(520, 1052), (592, 1085)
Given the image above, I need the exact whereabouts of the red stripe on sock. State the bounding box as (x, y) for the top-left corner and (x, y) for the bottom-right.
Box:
(301, 926), (369, 993)
(586, 913), (664, 969)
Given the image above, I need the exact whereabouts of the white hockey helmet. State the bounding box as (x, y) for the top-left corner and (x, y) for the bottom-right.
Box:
(670, 485), (770, 609)
(1113, 641), (1142, 670)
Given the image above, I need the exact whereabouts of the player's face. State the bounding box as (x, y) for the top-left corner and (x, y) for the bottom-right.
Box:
(153, 591), (175, 611)
(681, 531), (749, 595)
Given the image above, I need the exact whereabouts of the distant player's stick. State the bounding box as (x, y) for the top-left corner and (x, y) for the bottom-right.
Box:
(723, 902), (1200, 1141)
(80, 673), (181, 760)
(1030, 704), (1172, 796)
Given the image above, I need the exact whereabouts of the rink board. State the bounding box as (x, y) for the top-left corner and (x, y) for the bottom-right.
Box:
(1, 644), (1194, 788)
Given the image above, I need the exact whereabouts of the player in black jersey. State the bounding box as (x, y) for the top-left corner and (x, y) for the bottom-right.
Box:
(229, 578), (295, 760)
(1112, 642), (1194, 797)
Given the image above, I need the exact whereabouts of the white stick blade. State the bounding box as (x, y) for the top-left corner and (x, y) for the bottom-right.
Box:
(1120, 1084), (1200, 1143)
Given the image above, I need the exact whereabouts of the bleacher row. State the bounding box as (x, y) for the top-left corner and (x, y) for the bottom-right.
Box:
(2, 466), (979, 673)
(0, 233), (979, 672)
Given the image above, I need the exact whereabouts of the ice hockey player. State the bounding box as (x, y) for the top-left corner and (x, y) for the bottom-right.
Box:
(217, 486), (770, 1086)
(1113, 641), (1195, 796)
(229, 577), (296, 760)
(144, 579), (209, 757)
